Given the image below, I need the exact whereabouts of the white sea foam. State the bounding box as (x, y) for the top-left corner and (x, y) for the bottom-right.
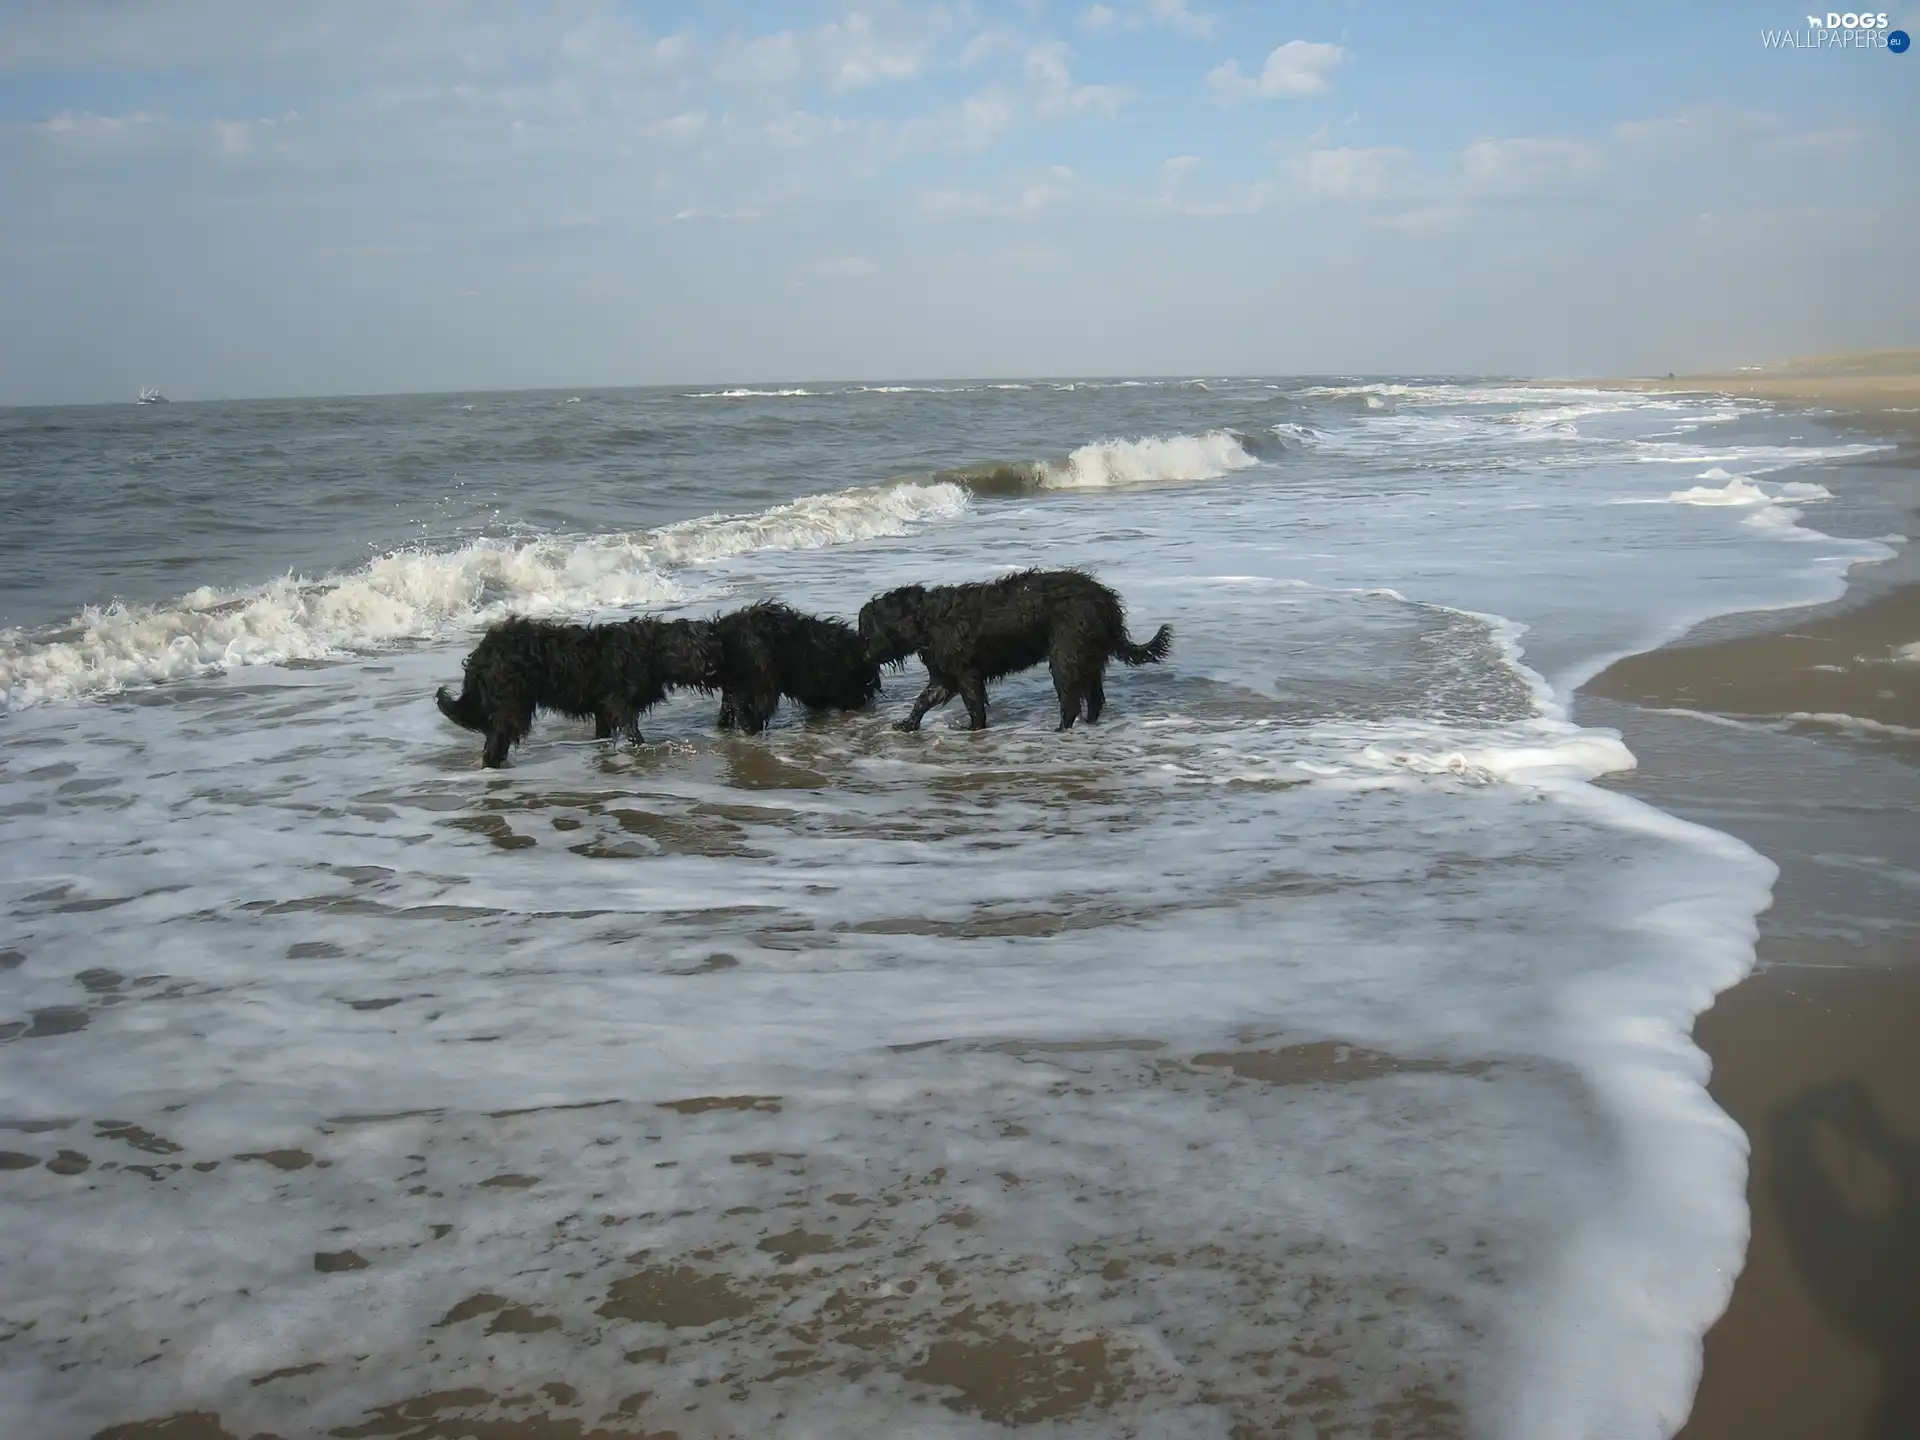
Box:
(1895, 642), (1920, 663)
(1783, 710), (1920, 739)
(0, 568), (1774, 1440)
(1038, 430), (1260, 489)
(0, 380), (1891, 1439)
(685, 387), (816, 398)
(0, 481), (967, 712)
(1631, 440), (1886, 471)
(1661, 467), (1834, 507)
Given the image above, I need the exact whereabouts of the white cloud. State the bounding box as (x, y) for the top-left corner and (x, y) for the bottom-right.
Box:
(893, 87), (1021, 153)
(315, 241), (432, 259)
(38, 109), (161, 140)
(1613, 107), (1863, 161)
(957, 90), (1020, 148)
(711, 11), (946, 96)
(1026, 42), (1124, 117)
(714, 30), (804, 91)
(810, 255), (875, 278)
(671, 205), (762, 222)
(1460, 136), (1604, 192)
(765, 109), (859, 151)
(1172, 181), (1276, 217)
(648, 110), (708, 143)
(921, 165), (1077, 218)
(959, 26), (1022, 68)
(1021, 164), (1078, 210)
(212, 119), (254, 158)
(1003, 242), (1068, 266)
(1613, 107), (1777, 148)
(209, 111), (297, 161)
(822, 12), (927, 91)
(558, 21), (694, 78)
(1205, 40), (1345, 102)
(1296, 146), (1404, 199)
(1080, 2), (1214, 37)
(1375, 203), (1463, 236)
(1145, 0), (1216, 39)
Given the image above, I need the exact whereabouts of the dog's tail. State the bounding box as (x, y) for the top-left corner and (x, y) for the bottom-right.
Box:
(435, 683), (487, 732)
(1113, 623), (1173, 667)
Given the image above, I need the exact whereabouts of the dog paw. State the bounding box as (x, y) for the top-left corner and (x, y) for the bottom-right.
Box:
(892, 719), (920, 733)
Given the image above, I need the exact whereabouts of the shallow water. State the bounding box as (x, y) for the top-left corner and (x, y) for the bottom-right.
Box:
(0, 379), (1904, 1438)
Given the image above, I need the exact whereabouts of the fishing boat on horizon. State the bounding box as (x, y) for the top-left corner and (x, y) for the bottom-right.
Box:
(136, 387), (169, 405)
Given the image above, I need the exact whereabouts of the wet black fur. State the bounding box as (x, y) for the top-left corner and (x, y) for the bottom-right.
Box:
(857, 568), (1172, 732)
(703, 602), (883, 734)
(435, 615), (717, 767)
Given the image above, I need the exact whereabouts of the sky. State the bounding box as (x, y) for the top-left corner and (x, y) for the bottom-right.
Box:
(1, 0), (1914, 402)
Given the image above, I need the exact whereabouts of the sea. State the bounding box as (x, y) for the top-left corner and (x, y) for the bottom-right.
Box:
(0, 378), (1903, 1439)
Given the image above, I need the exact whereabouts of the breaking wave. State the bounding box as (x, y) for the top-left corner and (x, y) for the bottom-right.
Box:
(685, 388), (816, 399)
(1660, 467), (1834, 507)
(0, 482), (967, 712)
(938, 429), (1266, 496)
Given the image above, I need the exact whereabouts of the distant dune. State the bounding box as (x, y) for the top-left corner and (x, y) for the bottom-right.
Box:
(1542, 349), (1920, 411)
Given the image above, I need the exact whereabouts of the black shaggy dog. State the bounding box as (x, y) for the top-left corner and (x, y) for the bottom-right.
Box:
(858, 568), (1172, 732)
(435, 615), (716, 767)
(704, 601), (882, 734)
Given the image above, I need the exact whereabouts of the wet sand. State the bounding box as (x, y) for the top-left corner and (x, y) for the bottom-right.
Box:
(1577, 401), (1920, 1437)
(1588, 581), (1919, 741)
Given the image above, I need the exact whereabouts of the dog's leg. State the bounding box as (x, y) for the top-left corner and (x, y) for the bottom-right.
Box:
(1049, 652), (1085, 732)
(593, 707), (617, 740)
(895, 680), (954, 732)
(740, 687), (778, 735)
(480, 700), (535, 768)
(607, 703), (640, 746)
(1084, 673), (1106, 724)
(956, 673), (990, 731)
(481, 720), (518, 768)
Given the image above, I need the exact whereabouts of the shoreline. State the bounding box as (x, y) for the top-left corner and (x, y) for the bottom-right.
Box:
(1572, 390), (1919, 1437)
(1538, 348), (1920, 415)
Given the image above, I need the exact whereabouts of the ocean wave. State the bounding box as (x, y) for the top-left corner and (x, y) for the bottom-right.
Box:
(1631, 440), (1887, 472)
(933, 460), (1049, 496)
(1039, 430), (1261, 489)
(0, 481), (967, 713)
(1661, 467), (1834, 507)
(933, 429), (1268, 497)
(1235, 423), (1317, 460)
(1782, 711), (1920, 740)
(1895, 642), (1920, 663)
(685, 387), (816, 399)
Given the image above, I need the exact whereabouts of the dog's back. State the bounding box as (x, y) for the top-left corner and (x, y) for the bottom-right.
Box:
(435, 614), (715, 765)
(710, 602), (880, 723)
(438, 618), (599, 723)
(934, 568), (1122, 671)
(863, 567), (1170, 732)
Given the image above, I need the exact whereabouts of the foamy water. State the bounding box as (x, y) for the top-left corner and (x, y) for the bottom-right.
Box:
(0, 379), (1899, 1438)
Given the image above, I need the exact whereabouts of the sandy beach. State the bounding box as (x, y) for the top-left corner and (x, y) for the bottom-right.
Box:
(1576, 365), (1919, 1439)
(1543, 349), (1920, 415)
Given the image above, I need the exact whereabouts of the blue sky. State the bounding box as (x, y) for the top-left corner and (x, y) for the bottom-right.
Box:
(1, 1), (1913, 401)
